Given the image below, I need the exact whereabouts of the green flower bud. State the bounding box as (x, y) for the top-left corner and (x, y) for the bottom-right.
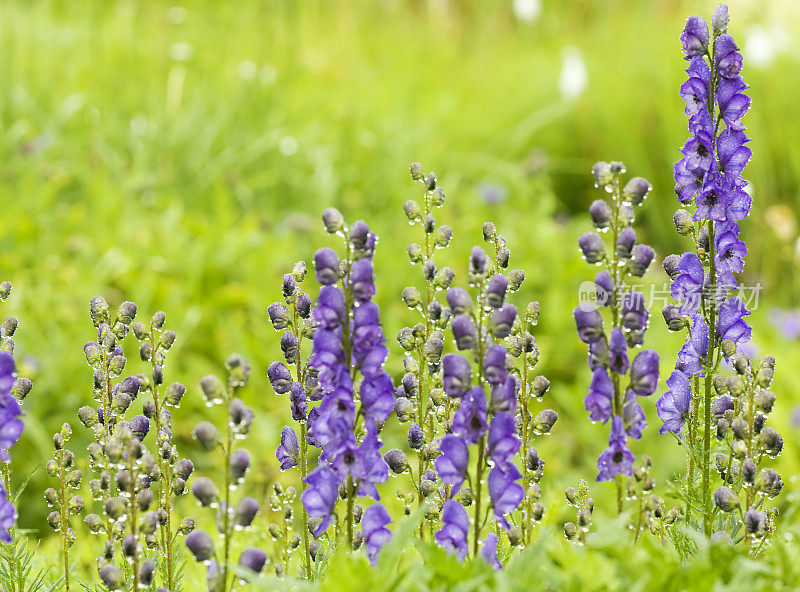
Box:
(403, 200), (422, 222)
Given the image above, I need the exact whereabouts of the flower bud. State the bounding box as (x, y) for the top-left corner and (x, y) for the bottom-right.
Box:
(755, 390), (775, 414)
(531, 376), (550, 400)
(662, 304), (687, 331)
(755, 469), (782, 497)
(186, 530), (214, 562)
(384, 449), (409, 474)
(238, 547), (267, 574)
(99, 564), (124, 590)
(623, 176), (651, 205)
(321, 208), (345, 234)
(742, 458), (756, 483)
(267, 361), (292, 395)
(235, 497), (260, 528)
(616, 227), (636, 258)
(756, 356), (775, 388)
(711, 4), (728, 36)
(200, 374), (225, 404)
(589, 200), (611, 229)
(191, 478), (219, 507)
(578, 232), (605, 264)
(488, 305), (516, 339)
(628, 244), (654, 277)
(744, 507), (766, 536)
(713, 486), (739, 512)
(759, 427), (783, 457)
(104, 497), (127, 521)
(193, 422), (219, 450)
(0, 282), (11, 301)
(485, 275), (508, 309)
(564, 521), (578, 541)
(446, 288), (473, 316)
(591, 161), (613, 188)
(402, 287), (422, 309)
(532, 410), (558, 435)
(451, 315), (478, 351)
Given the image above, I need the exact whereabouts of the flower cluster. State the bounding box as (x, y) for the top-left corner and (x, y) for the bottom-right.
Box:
(187, 354), (266, 591)
(574, 161), (659, 510)
(0, 281), (25, 543)
(433, 220), (555, 560)
(655, 5), (781, 546)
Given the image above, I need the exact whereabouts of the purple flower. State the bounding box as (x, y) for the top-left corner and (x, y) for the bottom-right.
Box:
(0, 353), (15, 395)
(656, 371), (692, 435)
(312, 389), (355, 459)
(675, 314), (709, 378)
(350, 259), (376, 303)
(622, 390), (646, 440)
(680, 16), (709, 58)
(276, 426), (300, 470)
(359, 373), (394, 425)
(585, 368), (613, 423)
(596, 416), (634, 482)
(314, 248), (340, 285)
(680, 57), (711, 120)
(594, 271), (614, 306)
(486, 413), (520, 465)
(629, 244), (655, 277)
(715, 228), (747, 276)
(442, 354), (472, 398)
(0, 487), (15, 543)
(717, 297), (751, 345)
(435, 500), (469, 560)
(629, 350), (659, 396)
(488, 305), (517, 339)
(616, 227), (636, 259)
(588, 337), (609, 371)
(451, 315), (478, 351)
(352, 301), (389, 375)
(267, 361), (293, 394)
(621, 290), (649, 334)
(574, 307), (603, 344)
(313, 285), (346, 331)
(302, 464), (339, 536)
(352, 422), (389, 500)
(489, 374), (518, 415)
(451, 387), (488, 444)
(717, 129), (751, 177)
(671, 253), (704, 314)
(488, 461), (524, 528)
(0, 356), (23, 463)
(717, 77), (750, 132)
(483, 345), (508, 385)
(290, 382), (307, 421)
(608, 327), (629, 374)
(715, 34), (743, 79)
(485, 275), (509, 309)
(479, 533), (502, 569)
(362, 504), (392, 566)
(446, 288), (473, 316)
(578, 232), (605, 264)
(435, 434), (469, 497)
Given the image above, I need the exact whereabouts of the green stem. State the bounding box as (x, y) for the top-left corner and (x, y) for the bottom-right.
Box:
(702, 220), (716, 537)
(472, 436), (485, 557)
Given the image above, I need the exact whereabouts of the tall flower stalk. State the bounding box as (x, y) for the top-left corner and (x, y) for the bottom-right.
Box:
(574, 161), (659, 514)
(187, 354), (265, 592)
(299, 210), (393, 555)
(267, 262), (315, 577)
(655, 4), (779, 542)
(398, 162), (454, 538)
(131, 311), (191, 590)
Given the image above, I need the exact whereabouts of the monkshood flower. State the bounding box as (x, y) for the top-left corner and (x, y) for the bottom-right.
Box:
(435, 435), (469, 496)
(655, 371), (691, 435)
(479, 533), (502, 569)
(574, 161), (658, 509)
(435, 500), (469, 561)
(0, 352), (22, 464)
(361, 504), (392, 566)
(302, 464), (339, 536)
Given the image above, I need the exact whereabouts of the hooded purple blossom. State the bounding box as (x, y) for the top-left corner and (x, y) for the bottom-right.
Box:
(489, 305), (517, 339)
(488, 461), (524, 528)
(596, 415), (634, 482)
(585, 368), (613, 423)
(352, 301), (389, 376)
(0, 353), (23, 463)
(621, 290), (649, 333)
(656, 371), (692, 435)
(594, 271), (614, 306)
(362, 504), (392, 566)
(442, 353), (472, 399)
(680, 16), (709, 57)
(608, 327), (629, 374)
(290, 382), (307, 421)
(622, 390), (646, 440)
(675, 314), (709, 378)
(276, 426), (300, 470)
(451, 387), (488, 444)
(485, 275), (508, 309)
(486, 413), (520, 465)
(435, 434), (469, 497)
(332, 421), (389, 500)
(359, 373), (394, 425)
(312, 388), (356, 459)
(578, 232), (605, 264)
(629, 350), (659, 396)
(451, 315), (478, 351)
(490, 374), (518, 415)
(479, 533), (502, 570)
(302, 463), (339, 536)
(435, 500), (469, 560)
(574, 308), (604, 344)
(350, 259), (377, 303)
(0, 486), (14, 543)
(671, 253), (705, 314)
(446, 288), (473, 316)
(483, 345), (508, 385)
(588, 337), (609, 371)
(314, 248), (340, 285)
(715, 33), (743, 79)
(717, 296), (751, 345)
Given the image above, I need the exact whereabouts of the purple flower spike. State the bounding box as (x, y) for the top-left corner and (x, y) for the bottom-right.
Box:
(629, 350), (659, 396)
(488, 461), (524, 528)
(442, 354), (472, 398)
(451, 387), (488, 444)
(479, 533), (502, 569)
(609, 327), (629, 374)
(362, 504), (392, 566)
(585, 368), (613, 423)
(435, 500), (469, 560)
(435, 435), (469, 497)
(276, 426), (300, 470)
(302, 464), (339, 536)
(596, 416), (634, 482)
(656, 371), (692, 435)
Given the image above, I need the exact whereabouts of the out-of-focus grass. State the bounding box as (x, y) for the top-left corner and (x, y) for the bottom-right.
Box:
(1, 0), (799, 584)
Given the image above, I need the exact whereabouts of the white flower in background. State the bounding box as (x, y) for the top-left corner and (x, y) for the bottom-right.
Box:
(238, 60), (257, 80)
(559, 46), (587, 101)
(744, 25), (790, 69)
(513, 0), (542, 23)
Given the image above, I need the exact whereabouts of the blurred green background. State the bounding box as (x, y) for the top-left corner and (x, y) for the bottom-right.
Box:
(2, 0), (800, 576)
